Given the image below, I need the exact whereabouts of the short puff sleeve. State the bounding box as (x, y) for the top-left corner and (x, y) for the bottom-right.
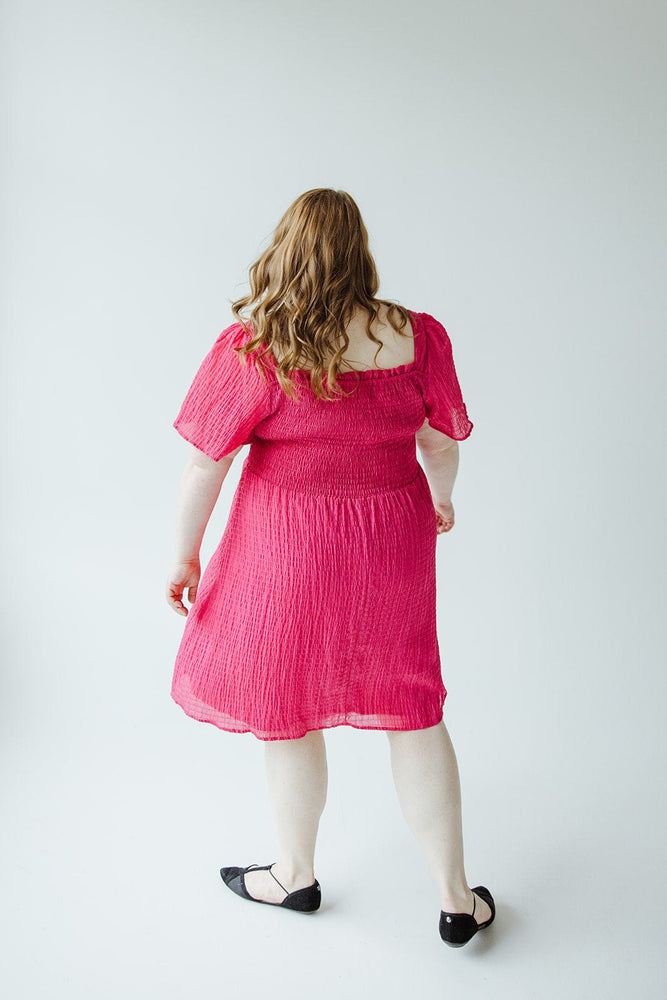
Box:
(419, 313), (474, 440)
(173, 323), (276, 460)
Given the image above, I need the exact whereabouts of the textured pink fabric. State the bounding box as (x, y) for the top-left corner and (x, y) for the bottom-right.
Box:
(171, 310), (473, 740)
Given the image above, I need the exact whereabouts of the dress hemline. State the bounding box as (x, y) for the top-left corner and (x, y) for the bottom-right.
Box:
(170, 689), (446, 742)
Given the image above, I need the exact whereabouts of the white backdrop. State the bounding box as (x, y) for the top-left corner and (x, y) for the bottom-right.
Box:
(3, 1), (665, 996)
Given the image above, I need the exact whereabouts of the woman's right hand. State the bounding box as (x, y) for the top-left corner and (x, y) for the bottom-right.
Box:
(434, 500), (455, 534)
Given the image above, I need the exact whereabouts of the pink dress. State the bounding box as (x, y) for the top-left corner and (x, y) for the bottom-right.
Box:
(170, 310), (473, 741)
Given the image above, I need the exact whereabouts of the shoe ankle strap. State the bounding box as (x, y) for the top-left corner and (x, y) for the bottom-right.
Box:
(268, 864), (289, 894)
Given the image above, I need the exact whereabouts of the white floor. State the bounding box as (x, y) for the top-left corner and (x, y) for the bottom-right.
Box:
(3, 701), (665, 1000)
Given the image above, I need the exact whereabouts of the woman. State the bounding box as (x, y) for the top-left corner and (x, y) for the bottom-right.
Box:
(165, 188), (495, 947)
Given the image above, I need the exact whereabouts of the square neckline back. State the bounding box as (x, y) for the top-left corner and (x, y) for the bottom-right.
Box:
(279, 309), (424, 380)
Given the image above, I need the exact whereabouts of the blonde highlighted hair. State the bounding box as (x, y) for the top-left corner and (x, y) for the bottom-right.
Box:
(230, 188), (413, 401)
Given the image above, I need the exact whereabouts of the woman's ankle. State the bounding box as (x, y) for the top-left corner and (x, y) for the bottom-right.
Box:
(440, 885), (474, 913)
(272, 860), (315, 887)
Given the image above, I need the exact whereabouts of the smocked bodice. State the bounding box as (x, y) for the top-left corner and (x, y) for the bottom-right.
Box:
(245, 365), (428, 496)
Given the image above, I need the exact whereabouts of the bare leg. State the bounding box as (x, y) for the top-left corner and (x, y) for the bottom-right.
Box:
(243, 729), (328, 903)
(386, 720), (492, 923)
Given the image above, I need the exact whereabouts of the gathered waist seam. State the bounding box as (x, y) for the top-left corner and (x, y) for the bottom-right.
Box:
(242, 462), (424, 498)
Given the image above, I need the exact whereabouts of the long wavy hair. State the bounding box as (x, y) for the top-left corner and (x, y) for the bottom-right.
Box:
(229, 188), (414, 401)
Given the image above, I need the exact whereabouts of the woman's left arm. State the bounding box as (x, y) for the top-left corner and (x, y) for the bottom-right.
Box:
(165, 444), (242, 616)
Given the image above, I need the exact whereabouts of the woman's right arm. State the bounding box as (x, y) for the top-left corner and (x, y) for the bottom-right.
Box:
(416, 419), (460, 533)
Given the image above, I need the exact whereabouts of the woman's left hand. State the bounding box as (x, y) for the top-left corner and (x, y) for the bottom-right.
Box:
(166, 559), (201, 616)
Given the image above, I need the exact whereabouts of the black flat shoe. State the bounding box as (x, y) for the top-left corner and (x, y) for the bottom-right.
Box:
(220, 862), (322, 912)
(439, 886), (495, 947)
